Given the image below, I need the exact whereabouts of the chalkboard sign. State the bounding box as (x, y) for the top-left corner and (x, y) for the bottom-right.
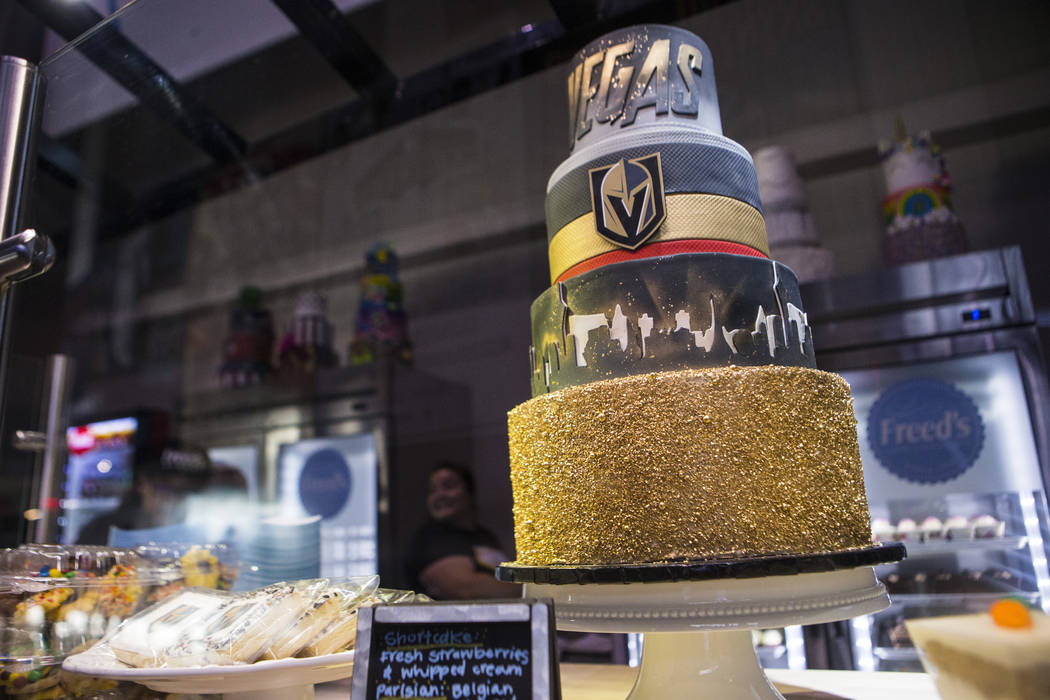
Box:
(351, 598), (560, 700)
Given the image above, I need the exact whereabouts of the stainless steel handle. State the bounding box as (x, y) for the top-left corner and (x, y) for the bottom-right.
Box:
(0, 228), (54, 285)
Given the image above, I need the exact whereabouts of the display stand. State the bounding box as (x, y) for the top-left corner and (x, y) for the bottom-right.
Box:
(498, 544), (905, 700)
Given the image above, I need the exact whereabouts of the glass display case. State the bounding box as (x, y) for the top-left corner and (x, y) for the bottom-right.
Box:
(1, 3), (1049, 690)
(804, 247), (1050, 671)
(863, 490), (1049, 671)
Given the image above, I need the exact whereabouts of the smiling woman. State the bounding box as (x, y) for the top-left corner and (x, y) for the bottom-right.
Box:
(404, 462), (522, 600)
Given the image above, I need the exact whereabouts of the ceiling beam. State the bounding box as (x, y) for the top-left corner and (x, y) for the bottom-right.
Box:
(36, 133), (131, 209)
(45, 0), (735, 240)
(270, 0), (398, 97)
(547, 0), (606, 32)
(18, 0), (247, 164)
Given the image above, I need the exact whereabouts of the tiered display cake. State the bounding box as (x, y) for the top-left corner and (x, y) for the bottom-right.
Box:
(505, 26), (877, 570)
(879, 124), (967, 265)
(754, 146), (836, 283)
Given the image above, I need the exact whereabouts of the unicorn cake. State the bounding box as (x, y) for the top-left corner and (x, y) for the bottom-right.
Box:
(879, 123), (967, 265)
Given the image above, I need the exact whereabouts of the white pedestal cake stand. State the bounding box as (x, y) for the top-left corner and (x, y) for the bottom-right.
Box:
(498, 544), (905, 700)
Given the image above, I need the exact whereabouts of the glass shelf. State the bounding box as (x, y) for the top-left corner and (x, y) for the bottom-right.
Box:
(888, 591), (1040, 606)
(873, 647), (920, 662)
(877, 536), (1027, 557)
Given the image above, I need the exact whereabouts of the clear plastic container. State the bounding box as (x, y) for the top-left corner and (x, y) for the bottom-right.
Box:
(0, 543), (237, 698)
(0, 545), (170, 697)
(132, 543), (240, 603)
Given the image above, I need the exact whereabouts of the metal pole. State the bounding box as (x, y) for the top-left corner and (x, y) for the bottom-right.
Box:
(34, 354), (72, 543)
(0, 55), (44, 239)
(0, 57), (50, 543)
(0, 55), (46, 461)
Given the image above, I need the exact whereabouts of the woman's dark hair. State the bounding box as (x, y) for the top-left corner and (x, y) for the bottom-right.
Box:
(428, 461), (475, 498)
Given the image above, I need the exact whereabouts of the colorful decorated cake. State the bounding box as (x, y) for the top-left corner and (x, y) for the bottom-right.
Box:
(219, 286), (275, 387)
(349, 243), (412, 365)
(879, 121), (967, 265)
(278, 291), (339, 376)
(506, 25), (874, 567)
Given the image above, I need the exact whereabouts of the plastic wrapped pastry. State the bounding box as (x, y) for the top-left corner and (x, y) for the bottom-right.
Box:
(260, 588), (344, 660)
(296, 576), (380, 658)
(295, 587), (432, 658)
(107, 590), (228, 668)
(104, 577), (396, 668)
(175, 582), (320, 666)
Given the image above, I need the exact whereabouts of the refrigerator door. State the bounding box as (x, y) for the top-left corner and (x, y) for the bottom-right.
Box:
(277, 432), (380, 579)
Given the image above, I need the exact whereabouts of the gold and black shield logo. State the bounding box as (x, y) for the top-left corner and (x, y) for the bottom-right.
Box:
(588, 152), (666, 249)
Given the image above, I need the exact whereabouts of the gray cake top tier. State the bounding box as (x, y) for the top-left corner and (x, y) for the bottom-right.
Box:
(529, 253), (816, 396)
(567, 25), (722, 153)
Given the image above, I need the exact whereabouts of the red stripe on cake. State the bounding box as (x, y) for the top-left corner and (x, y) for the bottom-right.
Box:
(555, 240), (769, 283)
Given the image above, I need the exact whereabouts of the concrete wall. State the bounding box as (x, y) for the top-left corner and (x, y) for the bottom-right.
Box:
(59, 0), (1050, 555)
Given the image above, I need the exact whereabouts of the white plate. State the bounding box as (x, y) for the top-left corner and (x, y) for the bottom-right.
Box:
(63, 642), (353, 693)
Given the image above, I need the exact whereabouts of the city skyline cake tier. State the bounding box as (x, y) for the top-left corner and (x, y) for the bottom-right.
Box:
(504, 25), (901, 572)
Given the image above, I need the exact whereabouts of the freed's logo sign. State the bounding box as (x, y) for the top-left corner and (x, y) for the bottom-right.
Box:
(878, 410), (973, 445)
(867, 378), (984, 484)
(588, 153), (666, 249)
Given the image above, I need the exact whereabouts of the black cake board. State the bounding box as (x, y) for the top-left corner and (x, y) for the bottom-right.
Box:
(495, 543), (906, 585)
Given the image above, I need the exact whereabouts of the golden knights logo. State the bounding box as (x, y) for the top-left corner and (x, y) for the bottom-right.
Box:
(588, 152), (666, 249)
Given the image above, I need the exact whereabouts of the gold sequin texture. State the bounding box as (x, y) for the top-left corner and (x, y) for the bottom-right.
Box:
(507, 365), (873, 566)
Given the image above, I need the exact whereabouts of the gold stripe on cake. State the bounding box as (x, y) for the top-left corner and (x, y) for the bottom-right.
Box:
(507, 365), (872, 566)
(548, 193), (769, 283)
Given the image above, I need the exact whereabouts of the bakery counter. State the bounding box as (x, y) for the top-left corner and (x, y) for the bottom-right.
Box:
(314, 663), (938, 700)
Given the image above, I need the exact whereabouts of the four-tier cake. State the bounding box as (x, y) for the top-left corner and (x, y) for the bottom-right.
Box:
(506, 25), (874, 568)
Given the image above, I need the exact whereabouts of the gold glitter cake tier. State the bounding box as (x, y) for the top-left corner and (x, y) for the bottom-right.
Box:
(507, 365), (872, 566)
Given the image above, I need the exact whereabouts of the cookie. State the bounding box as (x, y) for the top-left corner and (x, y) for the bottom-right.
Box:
(98, 565), (142, 618)
(13, 588), (73, 626)
(0, 663), (58, 695)
(180, 549), (219, 589)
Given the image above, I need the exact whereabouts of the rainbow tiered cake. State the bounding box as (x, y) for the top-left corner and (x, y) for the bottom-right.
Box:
(879, 124), (967, 265)
(506, 26), (874, 568)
